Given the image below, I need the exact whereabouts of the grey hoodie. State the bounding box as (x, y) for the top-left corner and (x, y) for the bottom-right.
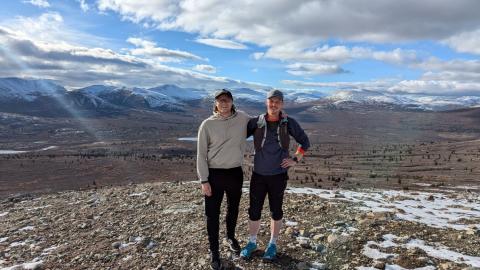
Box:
(196, 111), (250, 183)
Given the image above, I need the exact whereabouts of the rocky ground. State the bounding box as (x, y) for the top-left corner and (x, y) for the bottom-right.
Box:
(1, 181), (479, 270)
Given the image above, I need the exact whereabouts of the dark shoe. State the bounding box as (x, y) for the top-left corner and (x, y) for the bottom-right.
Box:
(210, 251), (221, 270)
(210, 257), (222, 270)
(226, 238), (241, 254)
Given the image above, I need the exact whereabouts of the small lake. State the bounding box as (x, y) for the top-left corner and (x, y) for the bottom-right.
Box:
(178, 137), (197, 142)
(0, 146), (58, 155)
(0, 150), (28, 154)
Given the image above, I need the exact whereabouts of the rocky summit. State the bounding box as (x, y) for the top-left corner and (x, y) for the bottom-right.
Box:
(1, 181), (479, 270)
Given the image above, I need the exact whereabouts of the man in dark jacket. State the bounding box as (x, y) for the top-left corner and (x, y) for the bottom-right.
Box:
(240, 89), (310, 261)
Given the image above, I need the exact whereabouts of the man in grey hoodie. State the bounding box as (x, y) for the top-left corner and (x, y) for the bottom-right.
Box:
(197, 89), (250, 269)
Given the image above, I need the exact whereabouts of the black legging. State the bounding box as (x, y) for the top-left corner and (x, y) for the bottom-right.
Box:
(205, 167), (243, 253)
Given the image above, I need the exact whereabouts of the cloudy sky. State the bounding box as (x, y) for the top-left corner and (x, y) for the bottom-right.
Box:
(1, 0), (480, 96)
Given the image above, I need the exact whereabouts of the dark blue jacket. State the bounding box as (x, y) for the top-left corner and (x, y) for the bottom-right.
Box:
(247, 115), (310, 176)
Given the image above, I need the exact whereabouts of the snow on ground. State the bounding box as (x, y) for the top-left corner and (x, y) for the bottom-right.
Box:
(357, 266), (436, 270)
(285, 220), (299, 226)
(362, 242), (395, 259)
(413, 183), (432, 187)
(41, 245), (58, 256)
(128, 192), (147, 197)
(18, 226), (34, 231)
(406, 239), (480, 267)
(286, 187), (480, 230)
(8, 240), (27, 247)
(26, 205), (51, 211)
(0, 212), (8, 217)
(0, 259), (43, 270)
(359, 234), (480, 268)
(39, 146), (58, 151)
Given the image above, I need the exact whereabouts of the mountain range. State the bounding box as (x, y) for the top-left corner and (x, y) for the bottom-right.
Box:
(1, 77), (480, 117)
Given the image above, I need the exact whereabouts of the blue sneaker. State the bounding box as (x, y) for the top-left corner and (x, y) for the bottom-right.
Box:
(262, 243), (277, 261)
(240, 241), (257, 259)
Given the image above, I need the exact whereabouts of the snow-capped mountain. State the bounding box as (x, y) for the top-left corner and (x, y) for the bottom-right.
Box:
(285, 90), (327, 103)
(75, 85), (182, 110)
(0, 77), (66, 101)
(324, 89), (480, 111)
(328, 89), (413, 104)
(226, 88), (268, 102)
(2, 77), (480, 117)
(147, 85), (206, 101)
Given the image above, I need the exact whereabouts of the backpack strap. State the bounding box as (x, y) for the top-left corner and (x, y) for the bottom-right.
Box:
(278, 112), (289, 149)
(255, 112), (290, 151)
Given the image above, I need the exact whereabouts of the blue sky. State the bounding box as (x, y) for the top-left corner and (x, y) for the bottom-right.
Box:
(0, 0), (479, 96)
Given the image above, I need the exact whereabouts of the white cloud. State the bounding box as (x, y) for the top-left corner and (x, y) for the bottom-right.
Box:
(1, 12), (112, 49)
(23, 0), (50, 8)
(286, 63), (348, 76)
(193, 64), (216, 73)
(282, 79), (395, 91)
(260, 45), (418, 65)
(283, 76), (480, 96)
(0, 13), (266, 90)
(76, 0), (89, 12)
(421, 71), (480, 83)
(195, 38), (248, 50)
(97, 0), (178, 24)
(195, 38), (247, 50)
(443, 29), (480, 55)
(95, 0), (480, 84)
(96, 0), (480, 46)
(251, 52), (264, 60)
(413, 58), (480, 75)
(387, 80), (480, 96)
(127, 37), (205, 62)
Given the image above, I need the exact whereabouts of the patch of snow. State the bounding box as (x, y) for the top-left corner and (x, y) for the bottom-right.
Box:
(119, 243), (131, 249)
(41, 245), (58, 256)
(362, 241), (396, 260)
(385, 266), (435, 270)
(0, 212), (8, 217)
(9, 240), (27, 247)
(451, 185), (480, 190)
(406, 239), (480, 267)
(286, 187), (480, 230)
(39, 146), (57, 151)
(413, 183), (432, 187)
(361, 234), (480, 269)
(285, 220), (298, 226)
(129, 192), (147, 197)
(18, 226), (34, 231)
(1, 259), (44, 270)
(27, 205), (51, 211)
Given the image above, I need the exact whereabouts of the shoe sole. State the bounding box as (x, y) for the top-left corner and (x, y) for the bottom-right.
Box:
(262, 257), (277, 263)
(228, 246), (241, 254)
(240, 255), (252, 261)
